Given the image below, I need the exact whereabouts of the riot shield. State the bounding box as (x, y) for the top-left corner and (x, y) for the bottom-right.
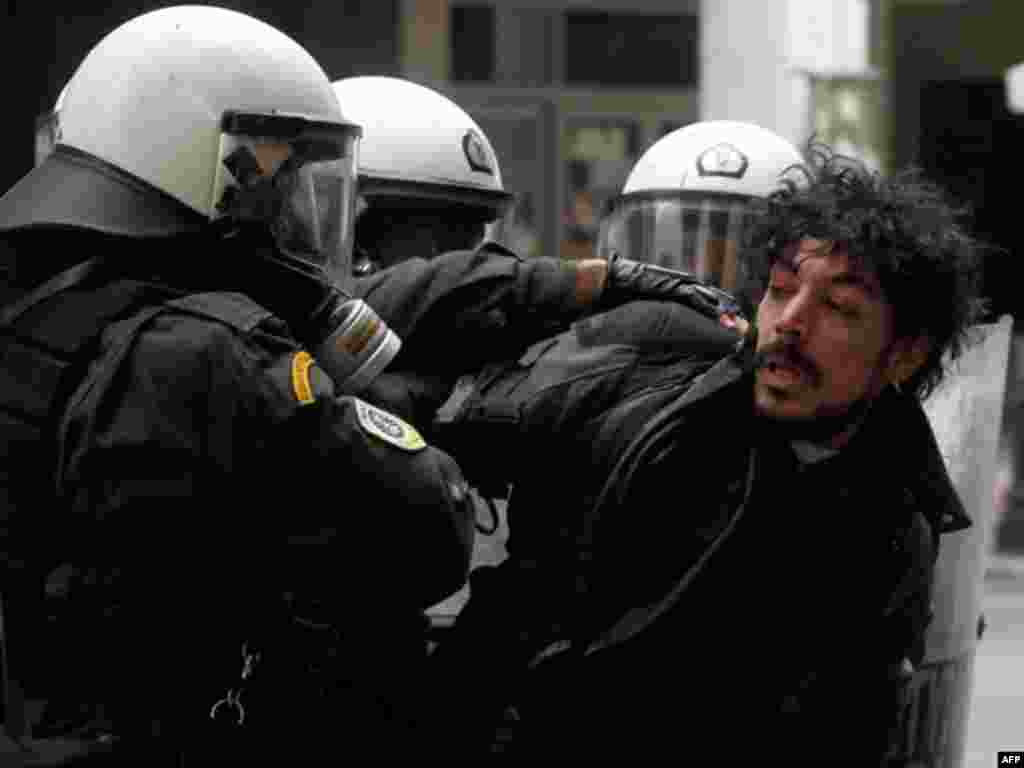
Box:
(886, 315), (1014, 766)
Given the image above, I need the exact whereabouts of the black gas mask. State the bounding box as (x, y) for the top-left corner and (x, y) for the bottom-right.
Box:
(213, 111), (401, 394)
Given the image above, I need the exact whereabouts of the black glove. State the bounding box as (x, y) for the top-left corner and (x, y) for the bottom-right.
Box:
(598, 253), (742, 321)
(361, 370), (456, 435)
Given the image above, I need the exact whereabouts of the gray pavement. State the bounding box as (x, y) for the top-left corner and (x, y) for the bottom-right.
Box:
(963, 561), (1024, 768)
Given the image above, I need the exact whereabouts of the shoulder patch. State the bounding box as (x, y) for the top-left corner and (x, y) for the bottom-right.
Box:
(291, 351), (317, 405)
(354, 398), (427, 452)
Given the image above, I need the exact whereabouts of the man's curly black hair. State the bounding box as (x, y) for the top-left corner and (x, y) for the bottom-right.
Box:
(745, 140), (989, 400)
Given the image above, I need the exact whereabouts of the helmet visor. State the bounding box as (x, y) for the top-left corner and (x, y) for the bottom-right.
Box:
(597, 192), (755, 293)
(352, 198), (495, 274)
(213, 111), (362, 284)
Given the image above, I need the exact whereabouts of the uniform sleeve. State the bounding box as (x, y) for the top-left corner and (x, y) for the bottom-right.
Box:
(429, 302), (731, 493)
(354, 244), (607, 376)
(61, 310), (475, 611)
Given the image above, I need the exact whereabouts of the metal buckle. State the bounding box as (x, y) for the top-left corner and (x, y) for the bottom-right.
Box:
(209, 642), (260, 726)
(209, 688), (246, 726)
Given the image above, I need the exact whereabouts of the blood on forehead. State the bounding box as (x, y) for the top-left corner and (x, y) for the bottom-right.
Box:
(780, 239), (835, 270)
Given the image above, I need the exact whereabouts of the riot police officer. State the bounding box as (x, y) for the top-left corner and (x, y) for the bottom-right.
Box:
(0, 7), (472, 764)
(597, 118), (808, 315)
(333, 75), (513, 274)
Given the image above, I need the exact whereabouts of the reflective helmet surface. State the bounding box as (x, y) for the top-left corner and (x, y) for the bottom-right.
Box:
(332, 76), (512, 219)
(598, 120), (805, 295)
(6, 5), (363, 281)
(61, 5), (349, 219)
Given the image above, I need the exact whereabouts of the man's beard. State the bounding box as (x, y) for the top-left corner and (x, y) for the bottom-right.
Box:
(756, 392), (875, 444)
(751, 338), (878, 445)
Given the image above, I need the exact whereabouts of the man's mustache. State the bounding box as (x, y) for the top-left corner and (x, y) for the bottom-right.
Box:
(753, 339), (821, 386)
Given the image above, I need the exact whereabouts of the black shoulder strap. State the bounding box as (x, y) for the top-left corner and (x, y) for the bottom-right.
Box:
(0, 262), (177, 745)
(164, 292), (275, 335)
(0, 259), (101, 329)
(0, 259), (101, 744)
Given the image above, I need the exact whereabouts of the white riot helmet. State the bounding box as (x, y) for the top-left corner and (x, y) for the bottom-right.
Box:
(0, 6), (402, 393)
(332, 76), (513, 270)
(5, 6), (362, 281)
(597, 121), (804, 295)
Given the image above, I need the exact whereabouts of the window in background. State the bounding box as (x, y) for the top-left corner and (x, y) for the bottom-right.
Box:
(562, 119), (641, 260)
(564, 11), (697, 88)
(472, 110), (545, 258)
(450, 4), (496, 83)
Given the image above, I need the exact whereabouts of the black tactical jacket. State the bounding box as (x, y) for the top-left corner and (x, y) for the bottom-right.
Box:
(0, 231), (476, 761)
(429, 300), (969, 764)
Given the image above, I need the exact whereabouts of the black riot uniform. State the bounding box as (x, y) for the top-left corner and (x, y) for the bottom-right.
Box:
(352, 241), (613, 428)
(0, 147), (477, 763)
(354, 242), (744, 433)
(0, 243), (476, 763)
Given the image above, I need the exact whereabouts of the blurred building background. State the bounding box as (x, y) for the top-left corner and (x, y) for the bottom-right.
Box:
(6, 0), (1023, 303)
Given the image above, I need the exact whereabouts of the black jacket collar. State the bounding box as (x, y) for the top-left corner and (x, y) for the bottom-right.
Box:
(676, 344), (971, 536)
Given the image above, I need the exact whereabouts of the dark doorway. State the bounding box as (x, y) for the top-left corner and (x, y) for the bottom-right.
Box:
(919, 79), (1024, 322)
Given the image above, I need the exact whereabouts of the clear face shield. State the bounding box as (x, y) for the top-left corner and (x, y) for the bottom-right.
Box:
(212, 110), (362, 288)
(211, 112), (403, 394)
(352, 186), (511, 275)
(597, 192), (756, 295)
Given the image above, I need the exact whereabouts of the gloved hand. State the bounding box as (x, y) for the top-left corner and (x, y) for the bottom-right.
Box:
(361, 370), (456, 435)
(598, 253), (743, 322)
